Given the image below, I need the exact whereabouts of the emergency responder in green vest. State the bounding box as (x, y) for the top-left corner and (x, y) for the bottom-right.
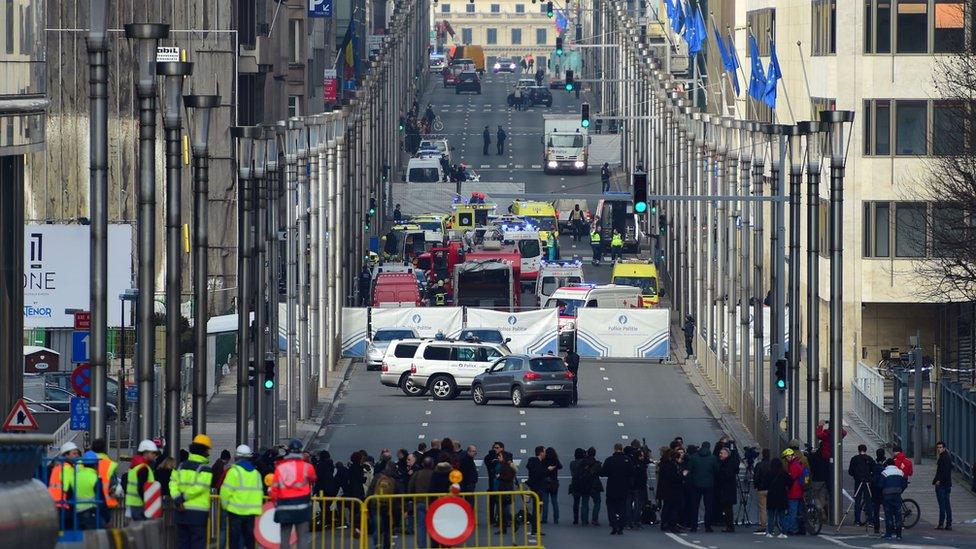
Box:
(75, 451), (105, 530)
(547, 232), (558, 261)
(126, 439), (159, 521)
(220, 444), (264, 549)
(610, 229), (624, 260)
(430, 280), (446, 306)
(171, 434), (214, 548)
(590, 226), (603, 265)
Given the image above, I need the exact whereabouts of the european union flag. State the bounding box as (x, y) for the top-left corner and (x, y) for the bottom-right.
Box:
(728, 31), (741, 96)
(748, 33), (766, 102)
(763, 40), (782, 109)
(713, 23), (740, 96)
(671, 0), (686, 34)
(684, 6), (706, 56)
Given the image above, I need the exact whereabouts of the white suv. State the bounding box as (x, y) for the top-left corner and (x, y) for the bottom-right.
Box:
(379, 339), (427, 396)
(408, 340), (508, 400)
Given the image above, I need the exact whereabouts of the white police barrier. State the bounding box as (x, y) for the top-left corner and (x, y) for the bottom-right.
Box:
(463, 308), (558, 355)
(372, 307), (464, 339)
(576, 308), (670, 359)
(341, 308), (370, 357)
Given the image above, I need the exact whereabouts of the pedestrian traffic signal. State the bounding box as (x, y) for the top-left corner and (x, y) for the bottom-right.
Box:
(633, 172), (648, 214)
(564, 70), (574, 92)
(659, 214), (667, 235)
(369, 197), (377, 216)
(247, 361), (256, 387)
(546, 1), (554, 17)
(580, 103), (590, 128)
(264, 359), (276, 391)
(398, 117), (405, 132)
(774, 358), (787, 391)
(556, 37), (564, 56)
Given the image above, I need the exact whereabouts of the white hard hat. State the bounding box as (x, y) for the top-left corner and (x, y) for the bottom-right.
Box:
(59, 441), (79, 455)
(235, 444), (253, 458)
(137, 439), (159, 453)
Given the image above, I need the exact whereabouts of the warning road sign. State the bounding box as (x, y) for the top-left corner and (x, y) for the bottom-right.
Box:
(426, 496), (475, 546)
(2, 398), (39, 431)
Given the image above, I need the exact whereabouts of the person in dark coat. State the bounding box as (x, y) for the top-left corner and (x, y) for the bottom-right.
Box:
(686, 441), (718, 532)
(600, 443), (633, 535)
(682, 315), (696, 358)
(542, 447), (563, 524)
(459, 445), (479, 493)
(934, 441), (953, 530)
(482, 126), (491, 155)
(430, 462), (454, 493)
(765, 458), (790, 537)
(314, 451), (337, 497)
(211, 449), (231, 490)
(569, 448), (586, 525)
(580, 447), (603, 526)
(526, 446), (549, 524)
(496, 126), (507, 156)
(345, 452), (367, 500)
(753, 449), (771, 533)
(657, 448), (685, 532)
(870, 448), (887, 534)
(565, 350), (580, 404)
(715, 447), (739, 532)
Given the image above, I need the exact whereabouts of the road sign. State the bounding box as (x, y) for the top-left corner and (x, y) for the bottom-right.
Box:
(72, 330), (90, 363)
(2, 398), (39, 431)
(73, 311), (91, 330)
(308, 0), (332, 17)
(255, 501), (297, 548)
(70, 397), (90, 430)
(323, 69), (338, 103)
(70, 363), (92, 397)
(143, 481), (163, 518)
(126, 385), (138, 402)
(426, 496), (475, 546)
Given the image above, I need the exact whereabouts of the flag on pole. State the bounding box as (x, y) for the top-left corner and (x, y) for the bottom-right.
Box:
(728, 30), (741, 97)
(339, 21), (360, 85)
(711, 20), (740, 96)
(671, 0), (686, 34)
(684, 6), (706, 55)
(555, 10), (568, 33)
(747, 33), (766, 102)
(664, 0), (676, 22)
(763, 39), (782, 108)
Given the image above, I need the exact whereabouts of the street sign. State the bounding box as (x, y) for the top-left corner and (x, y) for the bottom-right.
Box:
(255, 501), (297, 548)
(426, 496), (475, 546)
(72, 331), (90, 363)
(73, 311), (91, 330)
(156, 46), (180, 62)
(367, 34), (384, 55)
(323, 69), (338, 103)
(308, 0), (332, 17)
(2, 398), (39, 431)
(126, 385), (139, 403)
(70, 363), (92, 397)
(70, 397), (90, 430)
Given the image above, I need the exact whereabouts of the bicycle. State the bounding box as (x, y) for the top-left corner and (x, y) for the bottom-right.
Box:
(802, 490), (823, 535)
(430, 116), (444, 133)
(900, 497), (920, 529)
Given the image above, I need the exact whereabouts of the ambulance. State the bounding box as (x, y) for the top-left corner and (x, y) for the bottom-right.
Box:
(610, 258), (661, 307)
(535, 260), (585, 306)
(485, 224), (543, 286)
(510, 200), (559, 255)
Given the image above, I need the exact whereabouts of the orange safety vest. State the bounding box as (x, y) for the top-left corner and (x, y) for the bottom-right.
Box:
(97, 458), (119, 508)
(48, 463), (72, 509)
(270, 458), (315, 501)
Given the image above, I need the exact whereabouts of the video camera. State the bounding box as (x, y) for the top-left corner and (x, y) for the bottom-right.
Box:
(743, 445), (759, 470)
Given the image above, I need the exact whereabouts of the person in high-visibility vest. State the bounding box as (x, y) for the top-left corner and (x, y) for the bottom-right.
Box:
(220, 444), (264, 549)
(90, 437), (119, 525)
(171, 434), (214, 549)
(126, 439), (160, 520)
(590, 226), (603, 265)
(430, 280), (446, 306)
(610, 229), (624, 261)
(49, 441), (81, 528)
(270, 439), (317, 549)
(75, 451), (105, 531)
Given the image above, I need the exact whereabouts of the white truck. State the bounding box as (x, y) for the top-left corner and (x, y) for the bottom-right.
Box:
(543, 115), (589, 175)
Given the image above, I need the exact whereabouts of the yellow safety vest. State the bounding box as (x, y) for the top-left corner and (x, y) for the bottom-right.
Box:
(74, 465), (101, 512)
(435, 292), (446, 306)
(611, 234), (623, 247)
(126, 462), (156, 507)
(219, 464), (265, 517)
(170, 453), (213, 512)
(590, 232), (601, 244)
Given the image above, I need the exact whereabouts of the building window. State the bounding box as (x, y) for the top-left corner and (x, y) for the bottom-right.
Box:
(490, 4), (500, 13)
(863, 98), (970, 156)
(512, 28), (522, 45)
(516, 3), (525, 13)
(933, 100), (966, 155)
(746, 8), (776, 56)
(441, 4), (451, 13)
(289, 19), (302, 64)
(811, 0), (836, 55)
(238, 0), (257, 47)
(288, 95), (301, 118)
(895, 100), (927, 155)
(487, 28), (498, 44)
(931, 206), (965, 257)
(465, 3), (475, 12)
(866, 0), (969, 53)
(536, 28), (548, 44)
(462, 28), (473, 44)
(812, 97), (836, 119)
(895, 202), (927, 257)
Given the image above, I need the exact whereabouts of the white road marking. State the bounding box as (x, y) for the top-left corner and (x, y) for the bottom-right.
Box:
(520, 434), (527, 439)
(421, 422), (428, 427)
(425, 410), (432, 415)
(519, 410), (526, 415)
(418, 434), (426, 439)
(621, 435), (629, 439)
(531, 164), (542, 169)
(514, 165), (524, 169)
(609, 398), (616, 403)
(817, 535), (861, 549)
(606, 387), (613, 391)
(520, 449), (527, 454)
(664, 533), (708, 549)
(613, 411), (620, 415)
(602, 376), (609, 381)
(599, 367), (606, 371)
(520, 422), (526, 426)
(480, 164), (490, 168)
(617, 422), (625, 427)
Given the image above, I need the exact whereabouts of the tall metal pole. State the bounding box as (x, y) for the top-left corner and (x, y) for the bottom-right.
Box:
(307, 117), (321, 405)
(125, 23), (170, 441)
(284, 119), (302, 437)
(252, 135), (269, 449)
(786, 124), (805, 442)
(751, 126), (766, 443)
(263, 125), (281, 444)
(297, 127), (310, 419)
(823, 110), (854, 525)
(88, 0), (110, 440)
(723, 118), (737, 398)
(800, 121), (824, 446)
(767, 125), (788, 449)
(158, 60), (192, 450)
(737, 121), (753, 418)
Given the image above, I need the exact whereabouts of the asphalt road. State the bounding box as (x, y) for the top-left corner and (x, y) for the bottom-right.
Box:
(309, 72), (973, 548)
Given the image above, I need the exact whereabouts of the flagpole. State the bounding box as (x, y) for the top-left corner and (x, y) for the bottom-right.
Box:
(769, 35), (796, 123)
(736, 27), (761, 120)
(707, 12), (740, 118)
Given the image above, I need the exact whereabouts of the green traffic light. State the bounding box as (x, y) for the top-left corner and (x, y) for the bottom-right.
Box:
(635, 201), (648, 213)
(264, 379), (274, 390)
(565, 83), (573, 91)
(581, 119), (590, 128)
(369, 207), (376, 215)
(650, 206), (657, 214)
(556, 49), (563, 56)
(547, 10), (554, 17)
(776, 379), (786, 390)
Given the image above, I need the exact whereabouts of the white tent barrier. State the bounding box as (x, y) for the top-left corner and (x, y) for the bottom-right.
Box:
(576, 309), (670, 359)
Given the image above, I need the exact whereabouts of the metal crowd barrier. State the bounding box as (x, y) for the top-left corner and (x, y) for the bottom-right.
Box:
(940, 378), (976, 481)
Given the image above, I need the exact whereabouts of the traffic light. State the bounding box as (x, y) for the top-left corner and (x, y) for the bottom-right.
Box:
(576, 24), (583, 42)
(247, 360), (256, 387)
(650, 200), (658, 215)
(633, 172), (648, 214)
(580, 103), (590, 128)
(659, 214), (667, 235)
(398, 117), (405, 132)
(264, 359), (276, 391)
(546, 1), (554, 18)
(555, 37), (564, 56)
(369, 197), (377, 216)
(564, 70), (574, 92)
(774, 358), (787, 391)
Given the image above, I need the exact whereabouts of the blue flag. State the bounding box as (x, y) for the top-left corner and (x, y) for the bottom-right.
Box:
(763, 39), (782, 108)
(671, 0), (685, 34)
(713, 22), (732, 68)
(728, 30), (741, 96)
(555, 10), (568, 33)
(748, 33), (766, 102)
(684, 6), (706, 55)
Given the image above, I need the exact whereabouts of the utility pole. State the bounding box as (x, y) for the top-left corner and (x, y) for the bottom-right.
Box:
(785, 124), (804, 441)
(800, 120), (824, 446)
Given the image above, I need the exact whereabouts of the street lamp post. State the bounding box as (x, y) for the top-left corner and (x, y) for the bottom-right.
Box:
(251, 133), (269, 450)
(124, 22), (170, 441)
(765, 123), (788, 451)
(265, 124), (281, 444)
(285, 119), (303, 437)
(157, 58), (192, 451)
(736, 120), (753, 422)
(822, 110), (855, 526)
(184, 93), (221, 437)
(785, 123), (806, 441)
(751, 123), (766, 444)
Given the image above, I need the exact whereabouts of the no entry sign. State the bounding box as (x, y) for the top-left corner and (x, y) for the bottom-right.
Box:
(426, 496), (475, 546)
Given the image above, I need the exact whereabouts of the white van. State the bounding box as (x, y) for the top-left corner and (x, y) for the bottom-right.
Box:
(535, 260), (585, 306)
(484, 226), (543, 286)
(406, 157), (444, 183)
(543, 284), (643, 348)
(407, 340), (508, 400)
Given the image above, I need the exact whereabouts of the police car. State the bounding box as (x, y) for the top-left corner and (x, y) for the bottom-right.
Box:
(407, 340), (509, 400)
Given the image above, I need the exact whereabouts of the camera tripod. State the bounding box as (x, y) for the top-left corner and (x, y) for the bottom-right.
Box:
(735, 469), (754, 526)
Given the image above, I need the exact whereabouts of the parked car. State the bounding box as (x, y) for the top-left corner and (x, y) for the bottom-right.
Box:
(24, 384), (118, 419)
(442, 66), (462, 87)
(407, 340), (508, 400)
(366, 328), (420, 371)
(379, 338), (427, 396)
(471, 354), (574, 407)
(457, 329), (512, 353)
(455, 71), (482, 95)
(30, 372), (122, 408)
(493, 56), (518, 73)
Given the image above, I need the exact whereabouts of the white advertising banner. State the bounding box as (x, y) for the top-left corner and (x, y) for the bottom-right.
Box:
(24, 224), (133, 328)
(576, 309), (670, 359)
(341, 308), (369, 357)
(371, 307), (463, 339)
(464, 308), (558, 355)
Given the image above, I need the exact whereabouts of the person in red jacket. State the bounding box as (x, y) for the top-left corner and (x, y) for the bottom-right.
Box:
(815, 419), (848, 460)
(892, 444), (914, 477)
(270, 440), (317, 549)
(783, 449), (806, 534)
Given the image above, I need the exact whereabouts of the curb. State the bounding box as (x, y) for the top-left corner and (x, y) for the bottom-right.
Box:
(302, 358), (357, 448)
